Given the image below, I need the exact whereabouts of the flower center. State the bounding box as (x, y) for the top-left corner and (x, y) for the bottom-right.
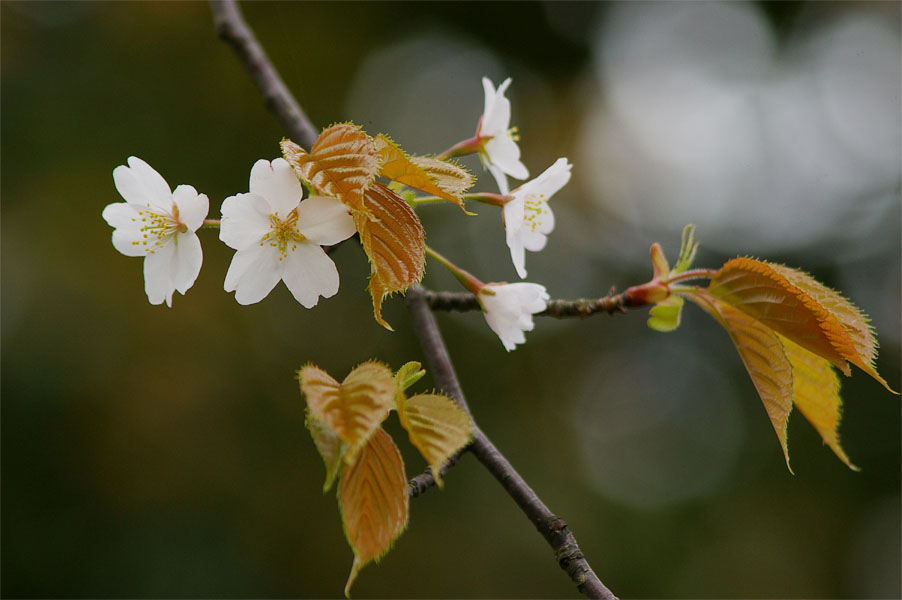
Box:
(133, 202), (186, 255)
(523, 194), (549, 233)
(261, 209), (307, 260)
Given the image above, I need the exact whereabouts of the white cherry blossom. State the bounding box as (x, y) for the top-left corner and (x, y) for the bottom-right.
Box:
(102, 156), (209, 307)
(220, 158), (356, 307)
(503, 158), (572, 279)
(478, 282), (549, 351)
(478, 77), (529, 194)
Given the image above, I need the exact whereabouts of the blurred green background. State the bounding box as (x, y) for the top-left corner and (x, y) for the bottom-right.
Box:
(2, 1), (899, 598)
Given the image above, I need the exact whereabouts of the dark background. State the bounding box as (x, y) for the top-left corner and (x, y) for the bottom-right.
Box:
(2, 2), (899, 598)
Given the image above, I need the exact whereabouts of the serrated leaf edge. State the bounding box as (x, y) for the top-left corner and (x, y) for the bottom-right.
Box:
(339, 427), (409, 598)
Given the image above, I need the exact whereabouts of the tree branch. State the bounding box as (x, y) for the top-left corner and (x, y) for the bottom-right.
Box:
(408, 445), (467, 498)
(405, 285), (618, 600)
(210, 0), (319, 149)
(211, 3), (618, 597)
(424, 289), (634, 317)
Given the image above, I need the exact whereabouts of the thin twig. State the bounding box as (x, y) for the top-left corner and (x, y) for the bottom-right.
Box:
(424, 289), (634, 317)
(210, 0), (319, 149)
(408, 445), (467, 498)
(405, 285), (618, 600)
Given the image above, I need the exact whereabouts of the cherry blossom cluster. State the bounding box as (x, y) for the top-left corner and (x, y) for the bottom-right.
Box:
(102, 77), (571, 351)
(102, 156), (356, 309)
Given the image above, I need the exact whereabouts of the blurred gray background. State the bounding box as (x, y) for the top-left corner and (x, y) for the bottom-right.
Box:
(2, 1), (899, 597)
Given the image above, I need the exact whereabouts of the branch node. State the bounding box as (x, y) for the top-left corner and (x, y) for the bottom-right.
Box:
(547, 516), (567, 536)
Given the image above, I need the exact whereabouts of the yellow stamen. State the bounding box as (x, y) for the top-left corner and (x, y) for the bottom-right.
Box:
(260, 208), (307, 260)
(523, 194), (550, 233)
(135, 202), (186, 254)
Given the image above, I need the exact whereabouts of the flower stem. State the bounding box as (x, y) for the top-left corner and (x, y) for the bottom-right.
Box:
(666, 268), (717, 284)
(670, 284), (707, 296)
(437, 134), (485, 159)
(412, 193), (508, 208)
(464, 192), (510, 207)
(425, 245), (484, 295)
(201, 219), (221, 229)
(410, 196), (447, 206)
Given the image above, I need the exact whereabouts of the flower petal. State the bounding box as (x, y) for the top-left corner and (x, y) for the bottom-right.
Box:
(127, 156), (172, 211)
(102, 201), (140, 229)
(503, 199), (528, 278)
(143, 241), (177, 307)
(499, 159), (570, 275)
(281, 241), (341, 308)
(516, 157), (571, 199)
(172, 185), (209, 232)
(487, 163), (510, 196)
(480, 282), (548, 351)
(508, 282), (549, 313)
(220, 193), (272, 251)
(171, 232), (203, 295)
(249, 157), (303, 217)
(515, 198), (553, 253)
(482, 302), (524, 351)
(485, 136), (528, 180)
(296, 195), (356, 246)
(224, 243), (283, 305)
(533, 203), (555, 236)
(495, 77), (512, 97)
(507, 233), (528, 279)
(520, 228), (548, 253)
(481, 77), (498, 127)
(498, 329), (524, 352)
(481, 77), (512, 136)
(111, 226), (149, 257)
(104, 203), (147, 257)
(112, 166), (154, 207)
(503, 197), (525, 234)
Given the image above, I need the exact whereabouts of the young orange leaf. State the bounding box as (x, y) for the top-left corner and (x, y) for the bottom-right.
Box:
(373, 135), (472, 212)
(689, 294), (795, 470)
(281, 123), (378, 214)
(397, 392), (472, 488)
(765, 262), (893, 393)
(408, 155), (474, 203)
(299, 362), (396, 465)
(641, 230), (892, 468)
(305, 412), (345, 492)
(707, 258), (855, 375)
(354, 182), (426, 330)
(780, 335), (856, 470)
(339, 427), (409, 598)
(687, 289), (863, 469)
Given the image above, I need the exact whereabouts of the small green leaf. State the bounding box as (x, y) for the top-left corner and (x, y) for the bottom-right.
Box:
(400, 189), (417, 205)
(394, 361), (426, 395)
(648, 295), (684, 332)
(672, 224), (698, 274)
